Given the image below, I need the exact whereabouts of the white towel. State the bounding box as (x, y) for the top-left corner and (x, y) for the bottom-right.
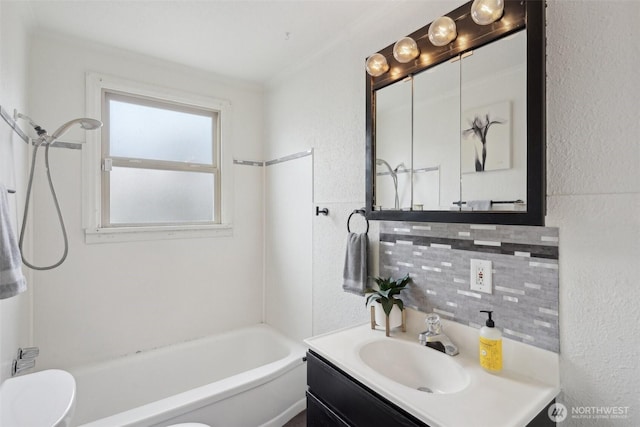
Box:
(342, 232), (368, 296)
(467, 200), (492, 211)
(0, 184), (26, 299)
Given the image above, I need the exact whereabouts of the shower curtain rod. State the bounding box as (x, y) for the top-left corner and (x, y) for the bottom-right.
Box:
(0, 104), (82, 150)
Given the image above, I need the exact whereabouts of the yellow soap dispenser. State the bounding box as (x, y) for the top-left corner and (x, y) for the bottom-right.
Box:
(479, 310), (502, 373)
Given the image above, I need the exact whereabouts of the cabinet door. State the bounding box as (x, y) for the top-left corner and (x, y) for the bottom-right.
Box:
(307, 351), (426, 427)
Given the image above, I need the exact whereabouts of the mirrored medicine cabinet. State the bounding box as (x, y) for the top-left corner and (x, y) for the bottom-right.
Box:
(365, 0), (546, 226)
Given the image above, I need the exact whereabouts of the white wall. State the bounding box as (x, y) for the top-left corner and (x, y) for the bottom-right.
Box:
(545, 1), (640, 424)
(264, 154), (313, 342)
(26, 32), (265, 369)
(0, 1), (33, 382)
(266, 0), (640, 424)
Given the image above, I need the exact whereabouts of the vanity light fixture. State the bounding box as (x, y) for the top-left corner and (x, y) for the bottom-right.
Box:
(470, 0), (505, 25)
(392, 37), (420, 63)
(366, 53), (390, 77)
(428, 16), (458, 47)
(365, 0), (510, 77)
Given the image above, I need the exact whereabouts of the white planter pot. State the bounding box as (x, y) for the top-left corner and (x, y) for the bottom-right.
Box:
(373, 302), (403, 329)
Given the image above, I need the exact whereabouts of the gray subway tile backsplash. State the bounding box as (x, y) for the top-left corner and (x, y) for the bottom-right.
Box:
(378, 221), (560, 353)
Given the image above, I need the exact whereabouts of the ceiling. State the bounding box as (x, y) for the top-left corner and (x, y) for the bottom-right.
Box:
(24, 0), (394, 85)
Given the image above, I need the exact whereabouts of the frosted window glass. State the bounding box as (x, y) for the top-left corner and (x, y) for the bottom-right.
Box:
(109, 99), (215, 164)
(110, 167), (214, 224)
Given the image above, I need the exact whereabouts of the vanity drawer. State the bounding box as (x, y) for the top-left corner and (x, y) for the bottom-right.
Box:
(306, 391), (350, 426)
(307, 350), (426, 427)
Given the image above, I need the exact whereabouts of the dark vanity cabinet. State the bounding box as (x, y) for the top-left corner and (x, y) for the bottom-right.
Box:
(306, 351), (426, 426)
(306, 350), (556, 427)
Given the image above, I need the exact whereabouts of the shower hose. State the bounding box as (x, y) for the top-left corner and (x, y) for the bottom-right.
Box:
(18, 141), (69, 270)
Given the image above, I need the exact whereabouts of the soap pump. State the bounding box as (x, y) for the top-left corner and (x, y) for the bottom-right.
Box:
(479, 310), (502, 373)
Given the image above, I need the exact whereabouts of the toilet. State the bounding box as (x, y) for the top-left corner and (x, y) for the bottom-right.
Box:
(0, 370), (210, 427)
(0, 369), (76, 427)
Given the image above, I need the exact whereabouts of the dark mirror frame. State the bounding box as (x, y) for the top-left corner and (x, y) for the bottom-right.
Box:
(365, 0), (545, 226)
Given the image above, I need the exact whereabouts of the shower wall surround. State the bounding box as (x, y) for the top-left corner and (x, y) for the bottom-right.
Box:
(379, 221), (559, 352)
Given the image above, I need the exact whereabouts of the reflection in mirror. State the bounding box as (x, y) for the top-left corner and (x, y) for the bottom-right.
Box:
(375, 79), (412, 210)
(413, 58), (461, 211)
(460, 30), (527, 212)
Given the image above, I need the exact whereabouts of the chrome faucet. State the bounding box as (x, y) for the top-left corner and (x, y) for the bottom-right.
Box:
(418, 314), (459, 356)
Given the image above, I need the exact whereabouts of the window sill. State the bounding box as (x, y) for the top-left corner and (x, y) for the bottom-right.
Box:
(84, 224), (233, 244)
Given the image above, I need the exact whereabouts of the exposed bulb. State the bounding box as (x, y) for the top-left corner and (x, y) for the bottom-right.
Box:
(366, 53), (390, 77)
(428, 16), (457, 47)
(393, 37), (420, 64)
(471, 0), (504, 25)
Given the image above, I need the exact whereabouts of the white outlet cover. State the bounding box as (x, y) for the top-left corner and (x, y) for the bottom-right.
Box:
(470, 259), (492, 294)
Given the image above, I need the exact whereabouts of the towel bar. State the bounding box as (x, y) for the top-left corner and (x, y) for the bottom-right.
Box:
(347, 209), (369, 234)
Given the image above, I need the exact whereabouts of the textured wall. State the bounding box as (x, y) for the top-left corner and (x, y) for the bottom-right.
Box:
(545, 1), (640, 425)
(265, 0), (460, 337)
(379, 221), (559, 352)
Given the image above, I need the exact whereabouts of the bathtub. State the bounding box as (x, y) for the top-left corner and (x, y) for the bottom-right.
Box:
(67, 324), (307, 427)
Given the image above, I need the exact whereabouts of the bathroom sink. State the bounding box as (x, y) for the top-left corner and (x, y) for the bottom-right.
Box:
(358, 339), (470, 394)
(0, 369), (76, 427)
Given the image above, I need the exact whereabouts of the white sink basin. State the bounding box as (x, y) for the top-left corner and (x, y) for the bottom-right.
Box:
(0, 369), (76, 427)
(358, 339), (470, 394)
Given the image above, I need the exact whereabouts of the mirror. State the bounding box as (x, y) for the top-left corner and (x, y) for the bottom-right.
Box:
(374, 78), (412, 210)
(366, 0), (545, 225)
(459, 31), (527, 211)
(413, 55), (461, 211)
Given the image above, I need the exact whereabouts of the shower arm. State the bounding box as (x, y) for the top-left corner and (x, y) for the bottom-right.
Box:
(1, 107), (93, 150)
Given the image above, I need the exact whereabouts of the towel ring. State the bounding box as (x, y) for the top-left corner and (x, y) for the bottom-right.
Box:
(347, 209), (369, 234)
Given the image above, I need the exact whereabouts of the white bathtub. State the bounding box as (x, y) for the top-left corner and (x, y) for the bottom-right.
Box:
(68, 324), (307, 427)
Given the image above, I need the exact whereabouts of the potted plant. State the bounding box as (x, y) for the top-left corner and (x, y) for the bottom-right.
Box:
(365, 274), (411, 336)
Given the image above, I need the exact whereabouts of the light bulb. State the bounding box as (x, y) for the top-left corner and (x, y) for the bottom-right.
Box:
(471, 0), (504, 25)
(393, 37), (420, 63)
(366, 53), (389, 77)
(428, 16), (457, 47)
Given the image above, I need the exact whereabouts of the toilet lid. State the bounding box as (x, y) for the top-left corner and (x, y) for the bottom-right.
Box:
(0, 369), (76, 427)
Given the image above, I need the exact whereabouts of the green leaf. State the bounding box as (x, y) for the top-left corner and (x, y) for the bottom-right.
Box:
(380, 299), (394, 316)
(365, 293), (380, 307)
(377, 289), (387, 298)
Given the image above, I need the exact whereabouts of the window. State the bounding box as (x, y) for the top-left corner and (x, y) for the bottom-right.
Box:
(84, 73), (232, 242)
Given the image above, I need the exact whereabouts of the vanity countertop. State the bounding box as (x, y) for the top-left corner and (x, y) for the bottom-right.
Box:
(304, 310), (560, 427)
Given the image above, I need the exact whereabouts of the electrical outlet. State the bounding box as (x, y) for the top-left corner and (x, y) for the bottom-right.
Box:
(470, 259), (492, 294)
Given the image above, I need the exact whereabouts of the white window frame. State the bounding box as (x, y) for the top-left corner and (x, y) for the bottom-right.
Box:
(83, 72), (233, 243)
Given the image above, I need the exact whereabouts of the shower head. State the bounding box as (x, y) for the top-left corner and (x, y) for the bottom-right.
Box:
(16, 113), (103, 144)
(49, 118), (103, 142)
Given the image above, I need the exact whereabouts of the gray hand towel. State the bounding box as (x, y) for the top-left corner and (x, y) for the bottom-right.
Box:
(342, 232), (368, 296)
(0, 184), (26, 300)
